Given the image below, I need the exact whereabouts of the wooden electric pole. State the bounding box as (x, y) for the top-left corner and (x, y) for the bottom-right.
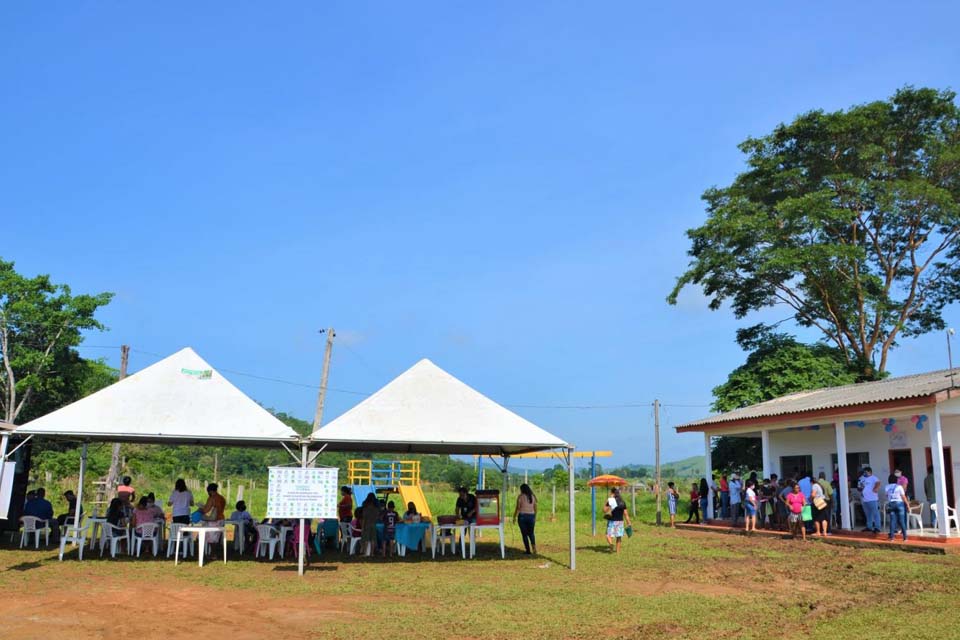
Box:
(312, 328), (336, 431)
(104, 345), (130, 498)
(654, 399), (662, 526)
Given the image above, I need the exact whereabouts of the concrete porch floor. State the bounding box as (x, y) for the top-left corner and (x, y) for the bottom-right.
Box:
(675, 519), (960, 554)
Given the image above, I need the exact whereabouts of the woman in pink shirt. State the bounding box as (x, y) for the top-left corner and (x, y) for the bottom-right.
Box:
(785, 482), (807, 541)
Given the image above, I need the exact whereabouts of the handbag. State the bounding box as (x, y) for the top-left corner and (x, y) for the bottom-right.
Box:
(813, 496), (827, 510)
(625, 525), (633, 538)
(801, 505), (813, 521)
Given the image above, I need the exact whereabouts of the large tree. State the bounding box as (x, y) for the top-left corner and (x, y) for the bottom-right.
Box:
(0, 259), (113, 424)
(668, 87), (960, 377)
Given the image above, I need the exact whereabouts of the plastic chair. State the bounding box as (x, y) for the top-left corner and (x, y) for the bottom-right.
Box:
(166, 524), (194, 559)
(338, 522), (351, 552)
(931, 504), (960, 535)
(907, 502), (924, 535)
(133, 523), (160, 557)
(20, 516), (51, 549)
(434, 525), (456, 556)
(58, 523), (90, 561)
(255, 525), (280, 560)
(100, 523), (130, 558)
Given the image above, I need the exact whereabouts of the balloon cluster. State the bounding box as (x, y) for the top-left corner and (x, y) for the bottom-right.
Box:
(911, 414), (928, 431)
(883, 418), (898, 433)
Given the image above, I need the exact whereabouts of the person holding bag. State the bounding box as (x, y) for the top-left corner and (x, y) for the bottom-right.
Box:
(810, 480), (829, 537)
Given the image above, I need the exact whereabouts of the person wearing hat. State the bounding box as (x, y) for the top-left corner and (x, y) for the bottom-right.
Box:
(56, 490), (83, 529)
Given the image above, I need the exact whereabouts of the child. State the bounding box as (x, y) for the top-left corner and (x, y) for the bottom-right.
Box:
(403, 501), (419, 521)
(230, 500), (256, 548)
(666, 482), (679, 528)
(380, 500), (400, 557)
(685, 482), (700, 524)
(744, 480), (758, 532)
(350, 508), (362, 538)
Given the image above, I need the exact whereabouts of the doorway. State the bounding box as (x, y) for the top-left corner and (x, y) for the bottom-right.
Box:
(924, 447), (955, 507)
(888, 449), (916, 499)
(780, 455), (813, 480)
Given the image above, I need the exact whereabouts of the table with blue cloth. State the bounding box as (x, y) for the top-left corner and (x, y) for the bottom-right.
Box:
(395, 522), (431, 556)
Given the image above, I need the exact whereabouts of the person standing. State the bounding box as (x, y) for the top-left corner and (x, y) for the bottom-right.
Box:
(514, 483), (537, 554)
(359, 493), (380, 556)
(455, 487), (478, 524)
(728, 474), (742, 525)
(338, 486), (354, 523)
(719, 475), (730, 518)
(785, 482), (807, 541)
(858, 467), (881, 533)
(605, 488), (631, 553)
(816, 472), (833, 529)
(743, 480), (758, 532)
(686, 482), (701, 524)
(167, 478), (194, 525)
(923, 466), (937, 527)
(885, 474), (909, 542)
(810, 479), (829, 537)
(665, 482), (679, 527)
(698, 478), (710, 522)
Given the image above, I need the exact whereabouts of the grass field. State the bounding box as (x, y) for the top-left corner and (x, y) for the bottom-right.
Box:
(3, 490), (960, 640)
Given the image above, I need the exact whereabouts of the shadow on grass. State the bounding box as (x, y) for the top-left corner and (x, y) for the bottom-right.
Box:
(272, 564), (338, 572)
(6, 561), (43, 572)
(577, 544), (614, 554)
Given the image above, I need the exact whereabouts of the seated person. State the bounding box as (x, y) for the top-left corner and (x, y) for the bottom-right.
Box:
(57, 490), (83, 528)
(131, 497), (155, 533)
(105, 498), (126, 527)
(146, 493), (165, 521)
(350, 508), (362, 537)
(403, 502), (419, 521)
(229, 500), (254, 525)
(23, 488), (57, 540)
(198, 483), (226, 522)
(117, 476), (135, 506)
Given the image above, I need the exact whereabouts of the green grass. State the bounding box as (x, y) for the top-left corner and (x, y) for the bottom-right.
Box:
(4, 490), (960, 639)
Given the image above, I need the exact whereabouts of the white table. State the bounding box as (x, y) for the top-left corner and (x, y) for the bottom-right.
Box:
(175, 525), (227, 567)
(469, 523), (505, 559)
(87, 517), (107, 550)
(432, 524), (468, 559)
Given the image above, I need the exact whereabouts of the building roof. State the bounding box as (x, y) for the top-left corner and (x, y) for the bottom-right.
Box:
(309, 358), (570, 455)
(14, 347), (301, 447)
(677, 368), (960, 432)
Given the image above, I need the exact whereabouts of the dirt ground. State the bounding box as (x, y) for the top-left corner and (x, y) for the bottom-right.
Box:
(0, 578), (356, 639)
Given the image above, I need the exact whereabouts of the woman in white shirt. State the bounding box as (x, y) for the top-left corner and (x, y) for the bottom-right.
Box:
(884, 474), (909, 542)
(167, 478), (195, 525)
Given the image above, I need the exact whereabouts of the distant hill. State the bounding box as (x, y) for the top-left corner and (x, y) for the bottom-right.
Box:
(605, 455), (706, 479)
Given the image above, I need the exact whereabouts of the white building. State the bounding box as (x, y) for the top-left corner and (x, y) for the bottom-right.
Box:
(677, 369), (960, 536)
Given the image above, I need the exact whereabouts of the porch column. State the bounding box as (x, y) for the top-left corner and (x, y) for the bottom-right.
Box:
(929, 405), (950, 536)
(761, 429), (771, 479)
(834, 420), (851, 530)
(703, 433), (714, 519)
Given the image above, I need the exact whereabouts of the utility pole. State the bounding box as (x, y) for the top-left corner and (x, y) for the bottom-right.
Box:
(104, 345), (130, 500)
(312, 328), (336, 431)
(654, 399), (662, 526)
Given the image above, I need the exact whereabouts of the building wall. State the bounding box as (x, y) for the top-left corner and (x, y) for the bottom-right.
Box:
(766, 414), (960, 504)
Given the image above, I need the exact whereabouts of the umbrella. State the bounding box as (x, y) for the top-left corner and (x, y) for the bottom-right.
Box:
(586, 474), (629, 487)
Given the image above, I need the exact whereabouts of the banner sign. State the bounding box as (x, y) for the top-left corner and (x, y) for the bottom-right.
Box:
(266, 466), (338, 519)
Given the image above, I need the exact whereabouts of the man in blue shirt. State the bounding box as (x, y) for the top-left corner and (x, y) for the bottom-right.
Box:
(23, 488), (56, 541)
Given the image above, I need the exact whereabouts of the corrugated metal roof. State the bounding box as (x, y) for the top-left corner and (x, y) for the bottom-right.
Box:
(677, 368), (960, 430)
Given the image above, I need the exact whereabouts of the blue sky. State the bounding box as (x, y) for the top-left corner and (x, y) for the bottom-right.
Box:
(3, 3), (959, 467)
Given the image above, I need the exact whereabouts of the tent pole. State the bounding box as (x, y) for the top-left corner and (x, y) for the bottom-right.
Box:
(590, 452), (596, 536)
(298, 442), (308, 577)
(0, 434), (9, 520)
(567, 446), (576, 571)
(75, 443), (87, 530)
(502, 455), (509, 523)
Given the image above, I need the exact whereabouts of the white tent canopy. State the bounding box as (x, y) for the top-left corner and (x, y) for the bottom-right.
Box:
(309, 358), (570, 455)
(15, 347), (300, 447)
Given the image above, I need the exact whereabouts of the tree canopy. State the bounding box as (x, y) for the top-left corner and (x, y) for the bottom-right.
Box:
(0, 258), (113, 423)
(668, 87), (960, 377)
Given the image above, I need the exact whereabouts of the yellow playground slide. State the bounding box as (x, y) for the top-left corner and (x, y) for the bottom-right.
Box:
(398, 484), (432, 520)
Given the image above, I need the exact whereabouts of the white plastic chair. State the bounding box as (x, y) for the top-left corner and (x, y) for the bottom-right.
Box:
(58, 523), (90, 561)
(338, 522), (351, 553)
(133, 522), (160, 557)
(435, 526), (455, 556)
(166, 524), (194, 559)
(907, 502), (924, 535)
(100, 523), (130, 558)
(20, 516), (51, 549)
(931, 504), (960, 535)
(255, 525), (280, 560)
